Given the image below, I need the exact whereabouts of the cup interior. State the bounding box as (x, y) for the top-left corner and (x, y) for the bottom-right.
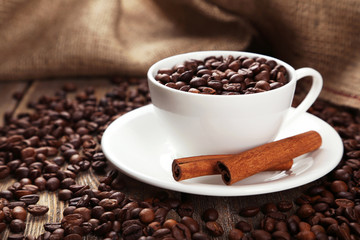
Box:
(147, 50), (296, 98)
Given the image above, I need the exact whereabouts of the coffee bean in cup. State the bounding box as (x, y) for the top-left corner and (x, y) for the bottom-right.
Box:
(155, 55), (288, 95)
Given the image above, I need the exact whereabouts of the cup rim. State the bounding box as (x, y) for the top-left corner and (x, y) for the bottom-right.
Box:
(147, 50), (297, 98)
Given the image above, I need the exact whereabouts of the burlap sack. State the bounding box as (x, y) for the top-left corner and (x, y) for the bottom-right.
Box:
(0, 0), (359, 109)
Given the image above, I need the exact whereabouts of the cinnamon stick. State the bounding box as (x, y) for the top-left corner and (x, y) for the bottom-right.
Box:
(172, 155), (293, 181)
(217, 131), (322, 185)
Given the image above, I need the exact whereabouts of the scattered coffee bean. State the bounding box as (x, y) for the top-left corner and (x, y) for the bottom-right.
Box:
(27, 204), (49, 216)
(202, 208), (218, 222)
(205, 221), (224, 237)
(239, 206), (260, 217)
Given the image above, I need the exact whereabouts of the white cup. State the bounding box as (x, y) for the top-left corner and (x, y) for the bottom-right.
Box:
(147, 51), (323, 158)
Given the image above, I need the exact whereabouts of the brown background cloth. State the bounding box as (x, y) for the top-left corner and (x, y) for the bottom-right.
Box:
(0, 0), (359, 109)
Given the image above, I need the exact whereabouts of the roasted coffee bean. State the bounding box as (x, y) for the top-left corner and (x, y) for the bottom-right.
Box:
(43, 222), (61, 232)
(99, 211), (115, 223)
(73, 207), (91, 222)
(177, 202), (193, 217)
(64, 233), (82, 240)
(163, 219), (177, 229)
(296, 231), (316, 240)
(261, 202), (278, 214)
(8, 201), (26, 209)
(46, 177), (60, 191)
(154, 207), (168, 224)
(202, 208), (218, 222)
(9, 219), (26, 233)
(192, 232), (210, 240)
(0, 165), (10, 179)
(139, 208), (154, 223)
(205, 221), (224, 237)
(122, 223), (143, 239)
(98, 198), (118, 210)
(277, 200), (293, 212)
(19, 194), (39, 204)
(252, 229), (271, 240)
(14, 189), (33, 199)
(58, 189), (73, 201)
(12, 206), (27, 221)
(172, 222), (191, 240)
(181, 216), (199, 233)
(7, 233), (25, 240)
(272, 230), (291, 240)
(235, 220), (252, 232)
(296, 204), (315, 219)
(228, 228), (244, 240)
(330, 180), (348, 193)
(239, 206), (260, 217)
(27, 204), (49, 216)
(0, 190), (14, 200)
(34, 177), (46, 191)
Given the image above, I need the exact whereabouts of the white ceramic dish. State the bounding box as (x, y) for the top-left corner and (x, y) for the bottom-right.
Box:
(102, 104), (343, 196)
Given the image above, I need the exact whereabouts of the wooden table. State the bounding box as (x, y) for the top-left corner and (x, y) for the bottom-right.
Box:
(0, 78), (324, 239)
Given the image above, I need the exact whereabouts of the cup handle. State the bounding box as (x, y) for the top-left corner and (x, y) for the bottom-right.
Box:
(283, 68), (323, 125)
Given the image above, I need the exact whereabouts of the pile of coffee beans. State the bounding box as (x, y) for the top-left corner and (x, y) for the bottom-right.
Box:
(155, 55), (289, 95)
(0, 78), (359, 240)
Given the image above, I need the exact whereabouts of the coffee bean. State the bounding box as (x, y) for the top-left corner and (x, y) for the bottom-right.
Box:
(235, 220), (252, 232)
(139, 208), (154, 223)
(64, 233), (82, 240)
(98, 198), (118, 210)
(163, 219), (177, 229)
(172, 222), (191, 240)
(239, 206), (260, 217)
(330, 180), (348, 193)
(228, 228), (244, 240)
(202, 208), (218, 222)
(73, 207), (91, 222)
(46, 177), (60, 191)
(177, 202), (193, 217)
(192, 232), (210, 240)
(0, 165), (10, 179)
(296, 204), (315, 219)
(58, 189), (73, 201)
(19, 194), (39, 204)
(205, 221), (224, 237)
(7, 233), (25, 240)
(12, 206), (27, 221)
(261, 202), (278, 214)
(9, 219), (26, 233)
(181, 216), (199, 233)
(61, 178), (76, 189)
(252, 229), (271, 240)
(272, 230), (290, 240)
(275, 201), (292, 212)
(34, 177), (46, 191)
(27, 204), (49, 216)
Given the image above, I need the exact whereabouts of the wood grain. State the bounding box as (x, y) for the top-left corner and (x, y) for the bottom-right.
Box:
(0, 79), (318, 239)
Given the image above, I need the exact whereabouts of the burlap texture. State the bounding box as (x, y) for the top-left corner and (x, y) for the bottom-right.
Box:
(0, 0), (359, 109)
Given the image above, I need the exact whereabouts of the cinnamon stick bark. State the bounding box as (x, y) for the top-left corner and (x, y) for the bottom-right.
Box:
(217, 131), (322, 185)
(172, 155), (293, 181)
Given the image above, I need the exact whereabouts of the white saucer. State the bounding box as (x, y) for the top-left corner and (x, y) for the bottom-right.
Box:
(102, 104), (343, 196)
